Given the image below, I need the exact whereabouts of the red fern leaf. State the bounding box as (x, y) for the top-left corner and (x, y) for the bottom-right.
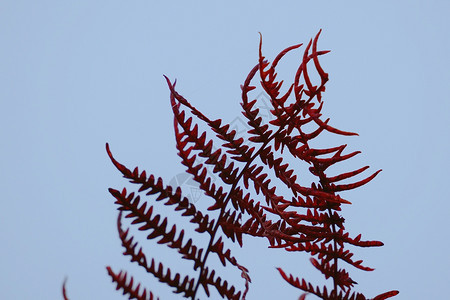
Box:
(371, 290), (400, 300)
(102, 31), (397, 300)
(106, 267), (159, 300)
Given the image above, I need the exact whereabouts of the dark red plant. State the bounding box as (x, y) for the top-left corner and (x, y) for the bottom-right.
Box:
(64, 30), (398, 300)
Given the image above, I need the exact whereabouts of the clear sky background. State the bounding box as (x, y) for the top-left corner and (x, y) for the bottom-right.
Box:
(1, 1), (449, 299)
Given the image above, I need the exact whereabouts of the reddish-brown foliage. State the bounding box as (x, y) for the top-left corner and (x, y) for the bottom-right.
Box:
(64, 30), (398, 300)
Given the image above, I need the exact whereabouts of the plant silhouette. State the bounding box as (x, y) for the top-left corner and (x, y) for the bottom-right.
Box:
(64, 30), (398, 300)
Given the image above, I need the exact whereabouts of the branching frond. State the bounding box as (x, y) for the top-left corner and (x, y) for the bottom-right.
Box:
(101, 30), (398, 300)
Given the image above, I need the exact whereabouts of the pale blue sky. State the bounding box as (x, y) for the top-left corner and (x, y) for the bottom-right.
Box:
(1, 1), (449, 299)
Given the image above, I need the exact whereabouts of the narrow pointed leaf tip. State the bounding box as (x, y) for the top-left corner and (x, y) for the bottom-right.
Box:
(62, 278), (69, 300)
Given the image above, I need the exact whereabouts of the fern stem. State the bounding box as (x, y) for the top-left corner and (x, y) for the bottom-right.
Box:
(191, 136), (274, 299)
(190, 79), (327, 299)
(331, 215), (339, 293)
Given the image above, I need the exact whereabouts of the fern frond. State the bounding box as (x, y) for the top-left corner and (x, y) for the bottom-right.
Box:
(106, 267), (159, 300)
(103, 30), (397, 300)
(277, 267), (335, 299)
(112, 189), (208, 272)
(107, 145), (215, 235)
(200, 266), (242, 300)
